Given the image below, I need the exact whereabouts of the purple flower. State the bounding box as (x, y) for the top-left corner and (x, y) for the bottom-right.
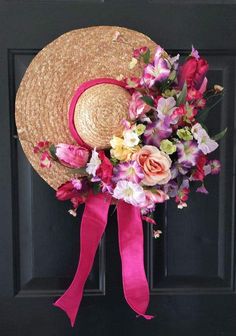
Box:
(190, 45), (200, 60)
(196, 184), (208, 194)
(171, 162), (191, 179)
(191, 123), (218, 155)
(177, 140), (200, 167)
(113, 160), (144, 184)
(163, 180), (178, 198)
(141, 46), (170, 88)
(143, 120), (172, 147)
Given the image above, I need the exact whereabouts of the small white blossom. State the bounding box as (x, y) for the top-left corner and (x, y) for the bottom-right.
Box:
(123, 130), (140, 147)
(86, 148), (101, 177)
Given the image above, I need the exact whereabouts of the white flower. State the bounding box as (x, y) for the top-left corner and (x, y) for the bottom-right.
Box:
(177, 202), (187, 209)
(191, 123), (218, 154)
(157, 97), (176, 121)
(153, 230), (162, 239)
(123, 130), (140, 147)
(68, 209), (77, 217)
(113, 180), (146, 206)
(86, 148), (101, 177)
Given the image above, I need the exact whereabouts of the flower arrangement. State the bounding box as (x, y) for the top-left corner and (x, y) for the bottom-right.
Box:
(34, 45), (226, 234)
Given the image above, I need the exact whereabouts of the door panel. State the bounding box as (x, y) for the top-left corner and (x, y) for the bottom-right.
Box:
(1, 1), (236, 335)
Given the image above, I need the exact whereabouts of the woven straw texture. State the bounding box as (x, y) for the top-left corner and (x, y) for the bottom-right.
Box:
(15, 26), (157, 190)
(74, 84), (131, 149)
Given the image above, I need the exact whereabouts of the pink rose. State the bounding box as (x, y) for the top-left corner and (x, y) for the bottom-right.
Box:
(55, 144), (89, 168)
(133, 145), (172, 186)
(128, 92), (150, 120)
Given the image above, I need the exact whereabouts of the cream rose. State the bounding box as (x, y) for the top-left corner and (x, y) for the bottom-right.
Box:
(133, 145), (172, 186)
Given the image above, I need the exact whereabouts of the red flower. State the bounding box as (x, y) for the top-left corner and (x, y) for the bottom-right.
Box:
(178, 56), (208, 90)
(175, 188), (190, 203)
(56, 180), (87, 209)
(96, 151), (113, 184)
(56, 181), (79, 200)
(192, 154), (207, 181)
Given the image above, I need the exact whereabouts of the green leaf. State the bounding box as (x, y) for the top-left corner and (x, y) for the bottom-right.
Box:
(141, 95), (154, 107)
(91, 182), (101, 195)
(196, 108), (209, 123)
(142, 48), (151, 64)
(196, 96), (224, 124)
(49, 144), (57, 160)
(110, 157), (119, 166)
(212, 127), (227, 141)
(176, 82), (187, 106)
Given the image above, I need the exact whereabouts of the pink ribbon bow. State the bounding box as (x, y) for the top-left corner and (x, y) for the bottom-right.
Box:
(54, 193), (153, 326)
(54, 78), (153, 326)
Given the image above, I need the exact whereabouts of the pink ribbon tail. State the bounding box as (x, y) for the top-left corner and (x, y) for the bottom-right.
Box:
(117, 201), (154, 320)
(53, 193), (112, 327)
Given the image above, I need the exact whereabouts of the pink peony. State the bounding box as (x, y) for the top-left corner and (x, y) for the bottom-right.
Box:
(55, 144), (89, 168)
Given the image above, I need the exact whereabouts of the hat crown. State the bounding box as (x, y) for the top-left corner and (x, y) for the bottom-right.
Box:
(74, 83), (131, 149)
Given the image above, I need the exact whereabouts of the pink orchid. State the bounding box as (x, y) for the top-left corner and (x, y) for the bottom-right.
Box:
(128, 91), (150, 120)
(55, 144), (89, 168)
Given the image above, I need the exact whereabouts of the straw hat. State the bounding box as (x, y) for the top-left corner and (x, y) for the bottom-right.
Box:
(15, 26), (157, 190)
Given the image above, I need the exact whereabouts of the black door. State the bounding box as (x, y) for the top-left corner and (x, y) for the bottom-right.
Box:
(1, 2), (236, 335)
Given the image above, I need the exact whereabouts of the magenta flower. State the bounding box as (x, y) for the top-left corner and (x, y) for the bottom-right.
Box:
(204, 160), (221, 175)
(143, 120), (172, 147)
(177, 140), (200, 166)
(141, 46), (170, 88)
(55, 144), (89, 168)
(113, 160), (144, 184)
(128, 91), (150, 120)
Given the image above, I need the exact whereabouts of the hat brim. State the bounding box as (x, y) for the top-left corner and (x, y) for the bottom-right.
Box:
(15, 26), (157, 190)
